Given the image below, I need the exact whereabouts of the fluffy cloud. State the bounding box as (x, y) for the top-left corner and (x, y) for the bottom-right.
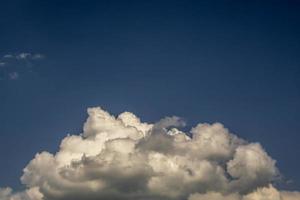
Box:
(1, 107), (299, 200)
(189, 185), (300, 200)
(0, 187), (42, 200)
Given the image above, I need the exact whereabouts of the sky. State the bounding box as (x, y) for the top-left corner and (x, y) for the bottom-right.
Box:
(0, 0), (300, 199)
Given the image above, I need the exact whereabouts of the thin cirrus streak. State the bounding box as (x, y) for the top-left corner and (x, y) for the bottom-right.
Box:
(0, 107), (299, 200)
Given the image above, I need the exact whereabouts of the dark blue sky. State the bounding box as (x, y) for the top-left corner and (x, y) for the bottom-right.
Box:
(0, 0), (300, 191)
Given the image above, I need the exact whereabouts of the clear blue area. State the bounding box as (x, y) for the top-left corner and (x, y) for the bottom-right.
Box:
(0, 0), (299, 190)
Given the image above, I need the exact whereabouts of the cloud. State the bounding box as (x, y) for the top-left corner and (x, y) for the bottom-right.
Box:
(1, 107), (299, 200)
(3, 54), (13, 58)
(16, 53), (32, 60)
(189, 185), (300, 200)
(0, 52), (45, 80)
(189, 191), (240, 200)
(0, 187), (42, 200)
(32, 54), (45, 60)
(2, 53), (45, 61)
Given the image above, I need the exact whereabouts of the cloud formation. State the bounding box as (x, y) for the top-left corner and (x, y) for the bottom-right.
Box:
(0, 52), (44, 80)
(1, 107), (299, 200)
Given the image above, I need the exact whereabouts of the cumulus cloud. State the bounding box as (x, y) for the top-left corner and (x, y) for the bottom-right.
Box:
(1, 107), (299, 200)
(189, 185), (300, 200)
(0, 187), (42, 200)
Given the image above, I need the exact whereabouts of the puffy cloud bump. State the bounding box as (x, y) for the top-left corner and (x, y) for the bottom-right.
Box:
(1, 107), (299, 200)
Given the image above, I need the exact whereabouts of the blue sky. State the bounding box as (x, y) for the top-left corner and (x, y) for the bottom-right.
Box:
(0, 0), (300, 192)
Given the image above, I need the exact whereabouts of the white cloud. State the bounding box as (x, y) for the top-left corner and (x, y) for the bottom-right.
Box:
(16, 53), (32, 60)
(0, 187), (42, 200)
(0, 187), (12, 199)
(0, 52), (45, 81)
(227, 143), (278, 193)
(2, 53), (44, 61)
(32, 54), (45, 60)
(189, 185), (300, 200)
(9, 53), (45, 60)
(189, 191), (240, 200)
(281, 191), (300, 200)
(1, 107), (299, 200)
(3, 54), (13, 58)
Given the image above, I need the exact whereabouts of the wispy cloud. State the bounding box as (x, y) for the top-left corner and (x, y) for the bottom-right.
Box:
(16, 53), (32, 60)
(3, 54), (13, 59)
(0, 52), (45, 81)
(2, 53), (45, 61)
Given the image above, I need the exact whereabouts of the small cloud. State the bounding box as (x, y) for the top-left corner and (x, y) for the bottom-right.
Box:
(3, 53), (45, 61)
(3, 54), (13, 59)
(8, 72), (19, 80)
(16, 53), (32, 60)
(32, 54), (45, 60)
(0, 52), (45, 81)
